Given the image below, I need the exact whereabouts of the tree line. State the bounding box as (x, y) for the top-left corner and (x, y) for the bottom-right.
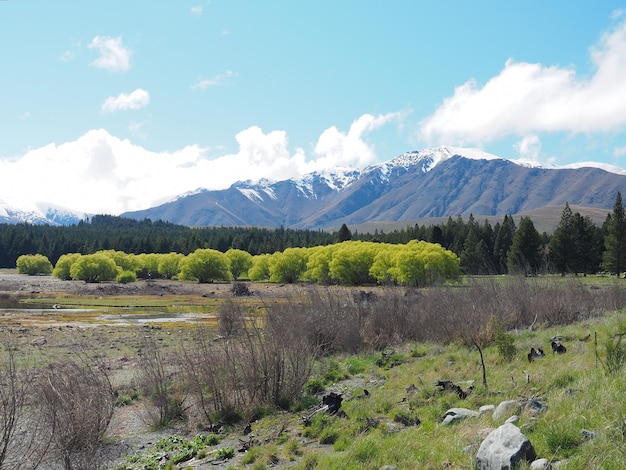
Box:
(3, 192), (626, 276)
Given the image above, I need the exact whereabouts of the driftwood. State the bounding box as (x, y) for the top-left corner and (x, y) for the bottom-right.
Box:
(435, 380), (472, 400)
(302, 392), (343, 425)
(527, 347), (546, 362)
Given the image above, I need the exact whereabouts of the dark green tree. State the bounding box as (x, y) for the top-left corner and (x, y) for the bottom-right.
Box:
(507, 216), (543, 276)
(571, 212), (603, 274)
(337, 224), (352, 242)
(549, 203), (575, 275)
(493, 215), (516, 274)
(460, 226), (489, 274)
(603, 191), (626, 275)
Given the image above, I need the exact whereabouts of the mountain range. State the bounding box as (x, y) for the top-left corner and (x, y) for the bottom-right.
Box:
(121, 147), (626, 230)
(2, 146), (625, 231)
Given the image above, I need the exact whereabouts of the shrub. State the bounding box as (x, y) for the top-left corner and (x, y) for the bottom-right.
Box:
(36, 357), (115, 470)
(214, 447), (235, 460)
(138, 334), (186, 428)
(489, 316), (517, 363)
(116, 270), (137, 284)
(16, 254), (53, 275)
(602, 335), (626, 375)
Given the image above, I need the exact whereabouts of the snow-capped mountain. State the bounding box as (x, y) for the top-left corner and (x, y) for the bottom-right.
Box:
(121, 146), (626, 229)
(0, 200), (88, 226)
(0, 200), (54, 225)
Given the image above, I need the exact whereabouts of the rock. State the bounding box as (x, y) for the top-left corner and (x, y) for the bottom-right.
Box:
(505, 415), (519, 424)
(476, 423), (537, 470)
(441, 407), (480, 425)
(530, 458), (552, 469)
(581, 429), (596, 439)
(524, 398), (548, 416)
(493, 400), (521, 422)
(479, 404), (496, 415)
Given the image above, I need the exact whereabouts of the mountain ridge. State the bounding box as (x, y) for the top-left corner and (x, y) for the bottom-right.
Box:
(122, 147), (626, 230)
(1, 145), (624, 229)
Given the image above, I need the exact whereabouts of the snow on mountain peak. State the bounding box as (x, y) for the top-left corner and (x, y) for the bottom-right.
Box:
(379, 146), (502, 175)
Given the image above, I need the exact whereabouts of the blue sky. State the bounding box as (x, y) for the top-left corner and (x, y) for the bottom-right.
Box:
(2, 1), (626, 215)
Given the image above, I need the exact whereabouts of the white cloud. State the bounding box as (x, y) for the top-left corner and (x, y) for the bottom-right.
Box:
(614, 146), (626, 157)
(191, 5), (203, 15)
(59, 50), (74, 62)
(312, 112), (401, 169)
(192, 70), (238, 90)
(89, 36), (131, 73)
(514, 134), (541, 162)
(418, 18), (626, 146)
(17, 112), (30, 120)
(102, 89), (150, 113)
(0, 113), (397, 215)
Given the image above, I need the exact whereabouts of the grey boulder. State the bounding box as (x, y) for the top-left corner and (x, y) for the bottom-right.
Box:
(476, 422), (536, 469)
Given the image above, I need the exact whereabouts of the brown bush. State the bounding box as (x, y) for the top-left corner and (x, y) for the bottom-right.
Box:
(0, 335), (49, 470)
(36, 357), (114, 470)
(182, 297), (320, 424)
(137, 333), (186, 429)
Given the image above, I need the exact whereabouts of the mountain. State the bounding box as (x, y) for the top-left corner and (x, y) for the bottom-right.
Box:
(0, 200), (88, 226)
(121, 147), (626, 229)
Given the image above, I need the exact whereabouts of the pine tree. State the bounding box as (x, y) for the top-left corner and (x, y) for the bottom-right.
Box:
(337, 223), (352, 242)
(603, 191), (626, 275)
(507, 216), (543, 276)
(493, 215), (516, 274)
(549, 202), (575, 275)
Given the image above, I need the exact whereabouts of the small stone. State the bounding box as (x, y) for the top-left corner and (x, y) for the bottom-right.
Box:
(581, 429), (596, 439)
(530, 458), (552, 469)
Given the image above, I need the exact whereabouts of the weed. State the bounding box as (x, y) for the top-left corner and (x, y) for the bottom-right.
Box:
(542, 422), (583, 458)
(285, 437), (302, 459)
(241, 446), (262, 464)
(489, 316), (517, 362)
(214, 447), (235, 460)
(375, 350), (405, 369)
(602, 335), (626, 375)
(305, 377), (325, 395)
(410, 344), (429, 357)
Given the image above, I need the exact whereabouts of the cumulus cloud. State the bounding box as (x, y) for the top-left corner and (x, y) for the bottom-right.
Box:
(0, 113), (398, 215)
(102, 89), (150, 113)
(514, 134), (542, 162)
(89, 36), (131, 73)
(312, 112), (401, 169)
(192, 70), (238, 90)
(418, 18), (626, 146)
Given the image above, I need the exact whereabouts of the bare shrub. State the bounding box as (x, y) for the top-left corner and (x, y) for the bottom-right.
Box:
(138, 332), (186, 429)
(275, 287), (364, 354)
(183, 297), (319, 424)
(358, 287), (416, 350)
(231, 281), (251, 297)
(0, 335), (49, 470)
(36, 357), (114, 470)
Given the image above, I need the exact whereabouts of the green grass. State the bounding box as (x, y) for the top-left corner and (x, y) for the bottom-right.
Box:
(249, 309), (626, 469)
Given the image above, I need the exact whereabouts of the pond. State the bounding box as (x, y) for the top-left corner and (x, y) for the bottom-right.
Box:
(0, 297), (214, 326)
